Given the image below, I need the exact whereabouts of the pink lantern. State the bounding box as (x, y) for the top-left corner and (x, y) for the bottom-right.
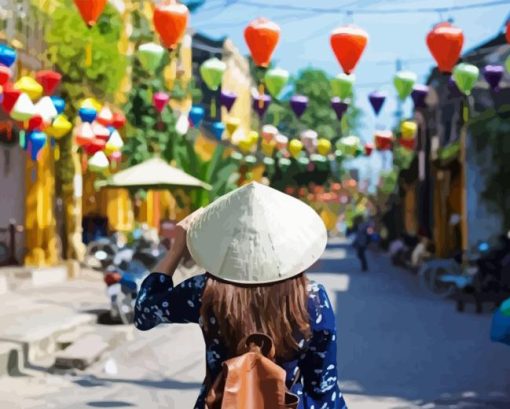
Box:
(153, 92), (169, 113)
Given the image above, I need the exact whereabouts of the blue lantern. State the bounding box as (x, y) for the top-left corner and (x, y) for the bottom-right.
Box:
(189, 105), (205, 128)
(79, 107), (97, 123)
(50, 96), (66, 114)
(28, 131), (47, 161)
(0, 44), (17, 67)
(211, 122), (225, 141)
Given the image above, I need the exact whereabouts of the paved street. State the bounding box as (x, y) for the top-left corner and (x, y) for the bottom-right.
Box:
(1, 239), (510, 409)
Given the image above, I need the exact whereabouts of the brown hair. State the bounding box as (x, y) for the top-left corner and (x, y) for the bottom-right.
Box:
(200, 273), (311, 360)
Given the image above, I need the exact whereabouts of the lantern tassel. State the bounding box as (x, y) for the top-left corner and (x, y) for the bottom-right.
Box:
(258, 83), (265, 110)
(85, 40), (92, 67)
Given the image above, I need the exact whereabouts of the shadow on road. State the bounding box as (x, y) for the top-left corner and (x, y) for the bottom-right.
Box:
(74, 374), (202, 390)
(87, 401), (135, 408)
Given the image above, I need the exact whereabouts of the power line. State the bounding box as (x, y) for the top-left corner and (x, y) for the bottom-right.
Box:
(234, 0), (510, 15)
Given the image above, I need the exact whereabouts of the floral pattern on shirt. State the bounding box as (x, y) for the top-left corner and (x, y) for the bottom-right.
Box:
(135, 273), (347, 409)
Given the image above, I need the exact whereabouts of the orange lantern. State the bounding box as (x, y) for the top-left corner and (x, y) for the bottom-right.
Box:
(506, 21), (510, 44)
(374, 130), (393, 151)
(330, 25), (368, 74)
(153, 1), (189, 50)
(244, 18), (280, 68)
(73, 0), (107, 27)
(426, 22), (464, 74)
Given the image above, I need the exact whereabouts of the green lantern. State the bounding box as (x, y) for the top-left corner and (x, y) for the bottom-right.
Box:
(200, 58), (226, 91)
(137, 43), (165, 72)
(264, 68), (289, 98)
(506, 55), (510, 74)
(331, 73), (355, 100)
(393, 71), (417, 100)
(453, 63), (479, 95)
(336, 135), (360, 157)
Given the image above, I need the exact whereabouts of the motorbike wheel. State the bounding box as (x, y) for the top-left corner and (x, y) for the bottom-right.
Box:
(116, 291), (135, 325)
(419, 265), (456, 298)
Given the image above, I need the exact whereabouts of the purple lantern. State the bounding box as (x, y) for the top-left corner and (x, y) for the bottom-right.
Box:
(448, 76), (462, 98)
(483, 65), (504, 92)
(252, 94), (272, 118)
(290, 95), (308, 118)
(411, 84), (429, 109)
(368, 91), (386, 116)
(331, 97), (349, 120)
(220, 90), (237, 112)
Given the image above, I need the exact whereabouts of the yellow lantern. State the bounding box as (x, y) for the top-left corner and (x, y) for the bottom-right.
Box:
(317, 138), (332, 156)
(104, 130), (123, 155)
(238, 138), (253, 154)
(14, 76), (43, 101)
(289, 139), (303, 159)
(46, 114), (73, 139)
(261, 139), (276, 156)
(80, 97), (102, 112)
(248, 130), (259, 145)
(226, 117), (240, 135)
(401, 120), (417, 140)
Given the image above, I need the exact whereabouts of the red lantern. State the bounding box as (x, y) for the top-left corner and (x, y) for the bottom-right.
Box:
(2, 85), (21, 113)
(330, 26), (368, 74)
(84, 138), (106, 155)
(24, 115), (44, 132)
(364, 142), (374, 156)
(112, 112), (126, 129)
(426, 22), (464, 74)
(36, 71), (62, 96)
(506, 21), (510, 44)
(0, 65), (11, 86)
(73, 0), (107, 28)
(375, 131), (393, 151)
(244, 18), (280, 68)
(153, 2), (189, 50)
(399, 138), (415, 150)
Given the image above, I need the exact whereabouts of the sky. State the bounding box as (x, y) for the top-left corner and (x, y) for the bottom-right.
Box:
(188, 0), (509, 185)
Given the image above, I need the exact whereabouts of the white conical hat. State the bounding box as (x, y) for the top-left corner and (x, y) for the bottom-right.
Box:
(187, 182), (327, 284)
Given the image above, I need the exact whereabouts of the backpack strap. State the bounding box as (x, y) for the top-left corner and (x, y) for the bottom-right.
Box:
(243, 333), (276, 360)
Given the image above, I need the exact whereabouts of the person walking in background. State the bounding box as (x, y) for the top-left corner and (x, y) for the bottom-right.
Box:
(353, 216), (370, 272)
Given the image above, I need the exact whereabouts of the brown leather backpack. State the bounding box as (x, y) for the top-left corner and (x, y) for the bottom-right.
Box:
(205, 333), (300, 409)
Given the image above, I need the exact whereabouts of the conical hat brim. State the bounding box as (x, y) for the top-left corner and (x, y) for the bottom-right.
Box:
(187, 182), (327, 284)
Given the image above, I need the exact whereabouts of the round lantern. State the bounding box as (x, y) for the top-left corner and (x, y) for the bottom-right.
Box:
(153, 2), (189, 50)
(79, 107), (97, 123)
(394, 71), (417, 101)
(262, 124), (278, 142)
(73, 0), (107, 27)
(300, 129), (318, 154)
(200, 58), (226, 91)
(317, 138), (332, 156)
(401, 121), (417, 140)
(35, 71), (61, 96)
(506, 21), (510, 44)
(289, 95), (308, 119)
(244, 18), (280, 68)
(88, 151), (109, 173)
(0, 44), (17, 67)
(337, 135), (360, 157)
(331, 73), (355, 100)
(275, 133), (288, 151)
(374, 130), (393, 151)
(331, 98), (349, 120)
(453, 63), (479, 95)
(137, 43), (165, 72)
(368, 91), (386, 116)
(189, 105), (205, 127)
(289, 139), (303, 159)
(264, 68), (289, 98)
(153, 92), (169, 113)
(220, 91), (237, 112)
(483, 65), (504, 91)
(238, 138), (253, 154)
(426, 22), (464, 74)
(330, 25), (368, 74)
(14, 76), (43, 101)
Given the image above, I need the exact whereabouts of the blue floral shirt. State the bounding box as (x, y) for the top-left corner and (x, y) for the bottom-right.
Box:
(135, 273), (347, 409)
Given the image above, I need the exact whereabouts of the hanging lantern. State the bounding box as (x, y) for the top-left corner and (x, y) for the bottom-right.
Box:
(112, 112), (126, 129)
(28, 131), (47, 161)
(261, 139), (276, 157)
(317, 138), (332, 156)
(330, 25), (368, 74)
(153, 91), (170, 113)
(264, 68), (289, 98)
(109, 150), (122, 166)
(364, 142), (374, 156)
(252, 94), (271, 118)
(200, 58), (226, 91)
(79, 107), (97, 123)
(10, 93), (36, 121)
(238, 137), (253, 154)
(426, 22), (464, 74)
(374, 130), (393, 151)
(331, 73), (355, 100)
(97, 106), (113, 126)
(84, 138), (106, 156)
(153, 2), (189, 50)
(289, 139), (303, 159)
(448, 76), (463, 98)
(453, 63), (479, 95)
(88, 151), (109, 173)
(75, 122), (95, 146)
(14, 76), (43, 101)
(35, 70), (61, 96)
(275, 133), (288, 151)
(176, 113), (189, 135)
(300, 129), (318, 154)
(401, 121), (417, 140)
(73, 0), (107, 27)
(34, 96), (58, 124)
(289, 95), (308, 119)
(0, 44), (16, 67)
(0, 65), (11, 86)
(50, 96), (66, 114)
(262, 124), (278, 142)
(189, 105), (205, 127)
(24, 115), (43, 132)
(506, 56), (510, 74)
(211, 122), (225, 141)
(244, 18), (280, 68)
(411, 85), (429, 108)
(483, 65), (504, 92)
(331, 98), (349, 120)
(226, 117), (240, 135)
(394, 71), (417, 101)
(220, 90), (237, 112)
(105, 130), (123, 155)
(137, 43), (165, 72)
(80, 98), (102, 111)
(2, 86), (21, 113)
(368, 91), (386, 116)
(92, 121), (110, 141)
(399, 138), (415, 150)
(46, 115), (72, 139)
(337, 135), (360, 157)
